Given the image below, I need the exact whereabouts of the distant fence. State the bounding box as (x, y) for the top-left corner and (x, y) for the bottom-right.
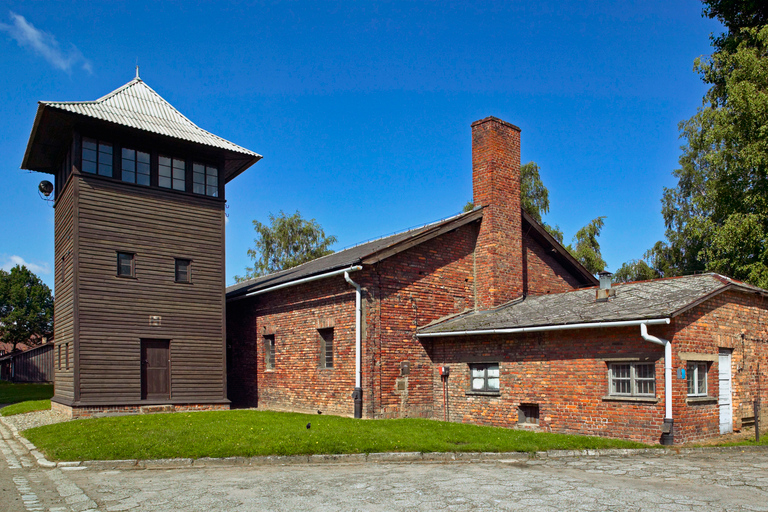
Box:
(0, 344), (54, 383)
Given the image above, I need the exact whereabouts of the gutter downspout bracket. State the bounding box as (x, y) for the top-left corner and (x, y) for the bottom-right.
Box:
(640, 322), (674, 445)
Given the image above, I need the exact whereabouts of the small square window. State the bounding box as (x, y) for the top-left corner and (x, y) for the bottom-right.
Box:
(518, 404), (539, 425)
(175, 259), (191, 283)
(117, 252), (135, 277)
(193, 163), (219, 197)
(469, 363), (499, 392)
(687, 362), (708, 396)
(159, 156), (186, 191)
(318, 328), (334, 368)
(264, 335), (275, 370)
(82, 138), (113, 177)
(121, 148), (150, 186)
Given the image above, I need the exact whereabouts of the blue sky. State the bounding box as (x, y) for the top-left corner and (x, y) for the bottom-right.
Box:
(0, 1), (723, 291)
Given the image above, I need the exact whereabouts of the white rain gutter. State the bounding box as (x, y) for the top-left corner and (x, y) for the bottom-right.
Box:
(230, 265), (363, 300)
(640, 323), (672, 421)
(416, 318), (671, 338)
(344, 271), (363, 419)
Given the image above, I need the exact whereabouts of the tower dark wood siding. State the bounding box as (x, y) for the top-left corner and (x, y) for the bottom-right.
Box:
(53, 172), (76, 401)
(72, 174), (226, 405)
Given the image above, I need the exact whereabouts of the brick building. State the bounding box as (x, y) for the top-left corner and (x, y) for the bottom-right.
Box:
(226, 116), (768, 444)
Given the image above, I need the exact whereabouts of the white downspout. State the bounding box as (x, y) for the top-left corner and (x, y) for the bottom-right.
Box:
(640, 323), (671, 420)
(344, 271), (363, 419)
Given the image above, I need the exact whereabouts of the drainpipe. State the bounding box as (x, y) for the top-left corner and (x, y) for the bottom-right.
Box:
(640, 322), (673, 445)
(344, 271), (363, 419)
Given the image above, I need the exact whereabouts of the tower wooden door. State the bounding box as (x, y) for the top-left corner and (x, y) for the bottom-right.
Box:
(141, 340), (170, 400)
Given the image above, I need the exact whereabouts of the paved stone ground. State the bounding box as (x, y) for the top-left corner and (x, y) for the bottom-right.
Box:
(2, 416), (768, 511)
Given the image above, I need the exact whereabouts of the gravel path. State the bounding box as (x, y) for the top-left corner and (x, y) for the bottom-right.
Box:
(1, 408), (70, 431)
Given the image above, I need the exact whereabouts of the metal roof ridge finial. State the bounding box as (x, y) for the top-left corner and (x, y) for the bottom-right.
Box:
(135, 58), (140, 80)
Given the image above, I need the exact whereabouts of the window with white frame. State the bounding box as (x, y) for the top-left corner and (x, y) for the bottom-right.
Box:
(687, 362), (708, 396)
(470, 363), (499, 392)
(608, 362), (655, 397)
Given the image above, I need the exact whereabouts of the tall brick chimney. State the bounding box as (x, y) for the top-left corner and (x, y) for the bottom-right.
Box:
(472, 116), (523, 309)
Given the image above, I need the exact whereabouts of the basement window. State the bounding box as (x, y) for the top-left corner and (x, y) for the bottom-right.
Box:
(608, 362), (655, 397)
(518, 404), (539, 425)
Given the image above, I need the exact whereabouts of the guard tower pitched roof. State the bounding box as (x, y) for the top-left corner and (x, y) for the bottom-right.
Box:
(22, 77), (261, 182)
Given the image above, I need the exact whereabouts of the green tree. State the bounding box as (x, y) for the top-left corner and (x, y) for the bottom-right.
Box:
(653, 23), (768, 286)
(621, 3), (768, 286)
(0, 265), (53, 352)
(235, 210), (338, 282)
(565, 217), (607, 275)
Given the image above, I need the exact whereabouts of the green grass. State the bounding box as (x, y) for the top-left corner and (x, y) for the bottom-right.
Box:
(0, 381), (54, 404)
(23, 410), (649, 462)
(1, 399), (51, 416)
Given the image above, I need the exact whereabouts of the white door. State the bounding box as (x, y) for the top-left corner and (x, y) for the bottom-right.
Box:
(719, 349), (733, 434)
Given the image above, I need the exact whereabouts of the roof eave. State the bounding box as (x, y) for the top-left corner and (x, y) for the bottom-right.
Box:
(360, 208), (484, 265)
(21, 103), (56, 174)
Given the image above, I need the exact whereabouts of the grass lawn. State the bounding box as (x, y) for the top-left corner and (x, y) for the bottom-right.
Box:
(23, 410), (650, 462)
(1, 399), (51, 416)
(0, 381), (53, 404)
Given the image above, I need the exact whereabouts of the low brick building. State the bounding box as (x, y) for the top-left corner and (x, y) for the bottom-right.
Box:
(226, 116), (768, 444)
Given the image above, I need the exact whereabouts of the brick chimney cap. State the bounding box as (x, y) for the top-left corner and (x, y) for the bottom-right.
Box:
(471, 116), (521, 132)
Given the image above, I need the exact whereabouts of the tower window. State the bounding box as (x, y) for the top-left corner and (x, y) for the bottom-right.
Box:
(82, 138), (113, 177)
(117, 252), (135, 277)
(121, 148), (150, 186)
(175, 259), (191, 283)
(193, 163), (218, 197)
(159, 156), (186, 191)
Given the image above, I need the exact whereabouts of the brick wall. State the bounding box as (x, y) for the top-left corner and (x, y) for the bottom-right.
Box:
(229, 277), (362, 416)
(523, 229), (585, 295)
(671, 289), (768, 443)
(430, 326), (669, 444)
(472, 117), (524, 309)
(369, 224), (477, 418)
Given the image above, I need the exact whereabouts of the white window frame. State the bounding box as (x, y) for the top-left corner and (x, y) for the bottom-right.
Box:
(469, 363), (500, 393)
(687, 361), (708, 397)
(608, 362), (656, 397)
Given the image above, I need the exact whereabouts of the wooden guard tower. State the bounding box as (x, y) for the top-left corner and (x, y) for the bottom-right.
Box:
(21, 77), (261, 417)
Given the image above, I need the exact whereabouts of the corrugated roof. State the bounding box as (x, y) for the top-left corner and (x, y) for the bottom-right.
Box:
(226, 209), (484, 299)
(42, 78), (260, 159)
(419, 274), (768, 334)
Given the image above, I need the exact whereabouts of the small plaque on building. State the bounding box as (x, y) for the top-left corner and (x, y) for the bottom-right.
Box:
(149, 315), (162, 327)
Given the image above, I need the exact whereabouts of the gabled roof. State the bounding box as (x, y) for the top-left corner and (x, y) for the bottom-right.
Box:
(419, 273), (768, 335)
(226, 208), (484, 299)
(522, 209), (598, 287)
(22, 78), (261, 181)
(227, 205), (599, 300)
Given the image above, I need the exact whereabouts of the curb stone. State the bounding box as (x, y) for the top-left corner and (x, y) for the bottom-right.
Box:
(3, 415), (767, 470)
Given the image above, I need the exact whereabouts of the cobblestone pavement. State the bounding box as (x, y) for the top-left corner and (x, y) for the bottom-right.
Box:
(2, 416), (768, 512)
